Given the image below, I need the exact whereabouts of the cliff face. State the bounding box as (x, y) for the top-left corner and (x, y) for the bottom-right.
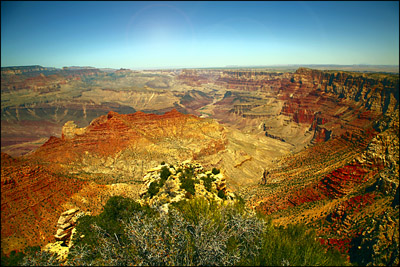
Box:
(278, 69), (398, 144)
(293, 67), (399, 114)
(246, 79), (399, 265)
(205, 68), (398, 149)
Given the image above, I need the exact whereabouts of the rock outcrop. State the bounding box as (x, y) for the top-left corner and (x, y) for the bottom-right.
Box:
(54, 208), (83, 245)
(139, 161), (234, 213)
(61, 121), (86, 140)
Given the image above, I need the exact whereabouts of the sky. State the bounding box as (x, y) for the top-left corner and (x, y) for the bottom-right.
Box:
(1, 1), (399, 69)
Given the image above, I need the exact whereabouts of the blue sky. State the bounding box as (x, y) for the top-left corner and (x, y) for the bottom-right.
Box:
(1, 1), (399, 69)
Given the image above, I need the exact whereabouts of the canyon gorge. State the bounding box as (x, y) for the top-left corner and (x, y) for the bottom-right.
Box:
(1, 65), (399, 265)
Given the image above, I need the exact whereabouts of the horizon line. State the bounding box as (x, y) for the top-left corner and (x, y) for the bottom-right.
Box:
(2, 63), (399, 70)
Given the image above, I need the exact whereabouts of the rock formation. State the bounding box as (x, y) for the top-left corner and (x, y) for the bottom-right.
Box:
(54, 208), (83, 245)
(61, 121), (87, 140)
(139, 161), (235, 213)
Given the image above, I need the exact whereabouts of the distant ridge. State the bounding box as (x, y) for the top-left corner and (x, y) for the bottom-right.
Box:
(2, 64), (398, 73)
(220, 64), (399, 73)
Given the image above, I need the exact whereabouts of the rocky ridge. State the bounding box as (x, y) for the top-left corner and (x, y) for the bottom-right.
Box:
(28, 109), (227, 183)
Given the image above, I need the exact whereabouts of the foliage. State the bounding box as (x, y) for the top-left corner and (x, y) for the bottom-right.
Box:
(255, 223), (348, 266)
(148, 181), (160, 197)
(1, 246), (41, 266)
(72, 196), (154, 250)
(212, 167), (220, 175)
(201, 174), (216, 192)
(65, 196), (348, 266)
(20, 249), (61, 266)
(218, 189), (227, 199)
(1, 250), (25, 266)
(177, 165), (197, 196)
(180, 177), (196, 196)
(159, 166), (171, 185)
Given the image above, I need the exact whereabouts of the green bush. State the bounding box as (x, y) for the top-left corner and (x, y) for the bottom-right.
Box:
(148, 181), (160, 198)
(217, 189), (227, 199)
(14, 195), (348, 266)
(1, 246), (42, 266)
(201, 174), (216, 192)
(66, 196), (348, 266)
(212, 167), (220, 175)
(180, 178), (196, 196)
(72, 196), (154, 249)
(160, 166), (171, 182)
(1, 250), (25, 266)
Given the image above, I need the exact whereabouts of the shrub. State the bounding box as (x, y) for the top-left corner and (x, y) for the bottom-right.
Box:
(19, 196), (348, 266)
(180, 165), (195, 179)
(20, 249), (61, 266)
(218, 189), (227, 199)
(180, 178), (195, 196)
(1, 246), (42, 267)
(160, 166), (171, 183)
(1, 250), (25, 266)
(201, 175), (216, 192)
(72, 196), (154, 249)
(212, 168), (220, 175)
(148, 181), (160, 198)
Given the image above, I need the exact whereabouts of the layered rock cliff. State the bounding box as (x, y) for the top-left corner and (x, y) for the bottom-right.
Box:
(244, 70), (399, 265)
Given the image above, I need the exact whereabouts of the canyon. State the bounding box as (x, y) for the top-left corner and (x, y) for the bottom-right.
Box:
(1, 65), (399, 265)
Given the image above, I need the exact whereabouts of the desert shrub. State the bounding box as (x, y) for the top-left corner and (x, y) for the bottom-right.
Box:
(1, 246), (41, 266)
(1, 250), (25, 266)
(41, 196), (348, 266)
(201, 174), (216, 192)
(122, 197), (265, 266)
(218, 189), (227, 199)
(180, 177), (196, 196)
(20, 249), (61, 266)
(72, 196), (154, 251)
(212, 167), (220, 175)
(254, 223), (348, 266)
(148, 181), (160, 197)
(171, 197), (222, 225)
(100, 195), (143, 222)
(183, 165), (195, 179)
(159, 166), (171, 185)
